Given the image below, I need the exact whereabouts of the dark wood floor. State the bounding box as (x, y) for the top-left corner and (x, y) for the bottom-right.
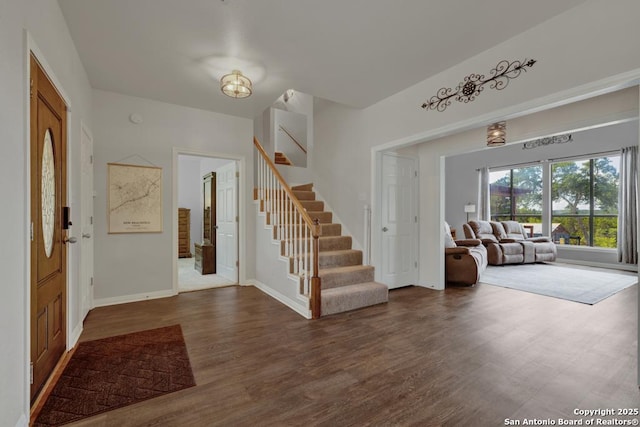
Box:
(70, 282), (639, 426)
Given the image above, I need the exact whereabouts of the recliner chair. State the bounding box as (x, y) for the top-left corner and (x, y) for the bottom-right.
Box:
(498, 220), (557, 262)
(463, 220), (556, 265)
(444, 222), (487, 285)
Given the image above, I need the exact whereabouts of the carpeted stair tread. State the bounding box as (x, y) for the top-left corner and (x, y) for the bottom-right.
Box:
(268, 210), (330, 225)
(289, 249), (363, 272)
(273, 223), (342, 239)
(318, 249), (362, 267)
(258, 181), (388, 317)
(292, 183), (314, 191)
(319, 265), (375, 289)
(300, 200), (324, 211)
(319, 223), (342, 236)
(318, 235), (352, 250)
(292, 190), (316, 200)
(306, 211), (333, 223)
(321, 282), (388, 316)
(280, 236), (352, 254)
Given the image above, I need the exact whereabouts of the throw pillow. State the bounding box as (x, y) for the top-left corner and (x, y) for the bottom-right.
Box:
(444, 222), (457, 248)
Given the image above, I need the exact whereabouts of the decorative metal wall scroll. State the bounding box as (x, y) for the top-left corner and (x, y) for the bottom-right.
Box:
(421, 59), (537, 112)
(522, 133), (573, 150)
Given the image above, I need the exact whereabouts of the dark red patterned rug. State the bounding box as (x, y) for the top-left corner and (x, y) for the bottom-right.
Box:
(34, 325), (196, 426)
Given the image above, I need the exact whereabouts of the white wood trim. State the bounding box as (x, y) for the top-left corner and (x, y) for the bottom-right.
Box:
(69, 322), (83, 350)
(372, 69), (640, 154)
(93, 289), (177, 308)
(555, 259), (638, 273)
(370, 70), (640, 292)
(247, 279), (311, 319)
(14, 414), (28, 427)
(79, 120), (94, 320)
(172, 148), (247, 294)
(24, 31), (77, 420)
(375, 152), (419, 288)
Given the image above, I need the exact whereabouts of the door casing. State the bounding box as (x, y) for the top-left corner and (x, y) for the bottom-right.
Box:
(29, 52), (68, 402)
(215, 161), (239, 282)
(375, 152), (419, 289)
(171, 148), (247, 293)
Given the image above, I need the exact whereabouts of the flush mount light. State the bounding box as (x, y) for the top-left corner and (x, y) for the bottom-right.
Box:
(487, 121), (506, 147)
(220, 70), (252, 99)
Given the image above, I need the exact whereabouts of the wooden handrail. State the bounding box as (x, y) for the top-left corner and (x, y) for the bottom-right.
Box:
(278, 125), (307, 154)
(254, 136), (322, 318)
(254, 137), (320, 237)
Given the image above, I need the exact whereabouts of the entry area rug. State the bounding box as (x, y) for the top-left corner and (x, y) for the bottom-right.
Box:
(35, 325), (196, 426)
(480, 263), (637, 304)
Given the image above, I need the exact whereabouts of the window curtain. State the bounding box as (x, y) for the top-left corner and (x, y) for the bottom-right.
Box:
(617, 146), (638, 264)
(477, 167), (490, 221)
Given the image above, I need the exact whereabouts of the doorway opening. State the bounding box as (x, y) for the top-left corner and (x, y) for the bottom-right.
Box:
(176, 153), (239, 292)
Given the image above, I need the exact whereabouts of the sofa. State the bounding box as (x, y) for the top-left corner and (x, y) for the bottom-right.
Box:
(463, 220), (556, 266)
(444, 222), (488, 285)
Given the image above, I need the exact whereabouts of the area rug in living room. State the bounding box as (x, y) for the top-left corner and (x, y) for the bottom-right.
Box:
(480, 263), (637, 304)
(34, 324), (196, 426)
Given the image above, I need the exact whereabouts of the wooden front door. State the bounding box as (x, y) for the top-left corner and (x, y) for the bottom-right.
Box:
(30, 54), (68, 401)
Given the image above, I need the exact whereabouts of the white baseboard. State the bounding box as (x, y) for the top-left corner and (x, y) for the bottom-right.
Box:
(414, 281), (444, 291)
(93, 289), (176, 308)
(247, 279), (311, 319)
(69, 322), (83, 349)
(14, 413), (28, 427)
(555, 258), (638, 273)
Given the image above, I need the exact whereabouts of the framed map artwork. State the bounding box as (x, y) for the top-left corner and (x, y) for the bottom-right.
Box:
(108, 163), (162, 233)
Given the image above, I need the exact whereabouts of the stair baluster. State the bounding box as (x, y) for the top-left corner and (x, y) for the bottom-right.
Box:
(254, 137), (322, 318)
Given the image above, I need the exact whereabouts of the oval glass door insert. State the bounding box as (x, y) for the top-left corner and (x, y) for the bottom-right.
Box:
(42, 129), (56, 258)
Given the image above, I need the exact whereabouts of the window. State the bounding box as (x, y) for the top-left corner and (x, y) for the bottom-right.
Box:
(551, 155), (619, 248)
(490, 165), (543, 225)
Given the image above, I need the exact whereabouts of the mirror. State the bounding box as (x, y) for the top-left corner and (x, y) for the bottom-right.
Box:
(203, 172), (215, 245)
(272, 109), (307, 167)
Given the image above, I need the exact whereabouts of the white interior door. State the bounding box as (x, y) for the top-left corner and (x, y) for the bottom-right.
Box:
(380, 153), (418, 289)
(80, 124), (94, 320)
(216, 162), (238, 282)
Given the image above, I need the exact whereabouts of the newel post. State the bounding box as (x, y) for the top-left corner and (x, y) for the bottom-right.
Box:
(311, 219), (322, 319)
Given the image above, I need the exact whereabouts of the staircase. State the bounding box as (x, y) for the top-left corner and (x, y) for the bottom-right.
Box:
(281, 184), (388, 316)
(274, 151), (293, 165)
(254, 137), (388, 318)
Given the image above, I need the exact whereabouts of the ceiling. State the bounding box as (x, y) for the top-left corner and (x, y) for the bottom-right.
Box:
(58, 0), (587, 119)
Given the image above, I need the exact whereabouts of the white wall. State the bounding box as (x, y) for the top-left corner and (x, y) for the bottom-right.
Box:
(1, 1), (93, 425)
(446, 119), (638, 267)
(313, 0), (640, 290)
(92, 90), (253, 304)
(254, 91), (316, 187)
(444, 90), (639, 232)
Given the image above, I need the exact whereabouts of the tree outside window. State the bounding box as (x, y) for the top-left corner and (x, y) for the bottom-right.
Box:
(551, 156), (619, 248)
(490, 165), (543, 225)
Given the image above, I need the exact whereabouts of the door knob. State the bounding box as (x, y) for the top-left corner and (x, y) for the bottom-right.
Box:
(382, 227), (388, 232)
(82, 233), (91, 239)
(63, 236), (78, 244)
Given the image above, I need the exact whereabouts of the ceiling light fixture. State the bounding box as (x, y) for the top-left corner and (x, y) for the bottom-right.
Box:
(283, 89), (295, 103)
(487, 121), (506, 147)
(220, 70), (252, 99)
